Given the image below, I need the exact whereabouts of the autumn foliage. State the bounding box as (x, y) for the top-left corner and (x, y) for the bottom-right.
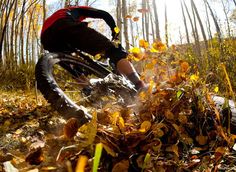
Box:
(1, 40), (236, 171)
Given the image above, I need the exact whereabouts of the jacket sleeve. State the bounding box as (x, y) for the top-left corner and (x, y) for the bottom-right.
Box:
(74, 7), (117, 33)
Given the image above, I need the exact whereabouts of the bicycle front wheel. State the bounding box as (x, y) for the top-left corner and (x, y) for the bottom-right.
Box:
(35, 52), (111, 127)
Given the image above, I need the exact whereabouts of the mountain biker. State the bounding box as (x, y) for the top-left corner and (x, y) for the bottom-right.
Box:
(40, 6), (145, 90)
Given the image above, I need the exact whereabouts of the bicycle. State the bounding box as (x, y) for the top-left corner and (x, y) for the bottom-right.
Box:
(35, 49), (138, 128)
(35, 47), (236, 133)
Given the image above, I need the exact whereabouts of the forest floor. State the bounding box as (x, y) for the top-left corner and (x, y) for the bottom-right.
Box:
(1, 50), (236, 171)
(1, 87), (236, 172)
(0, 90), (74, 171)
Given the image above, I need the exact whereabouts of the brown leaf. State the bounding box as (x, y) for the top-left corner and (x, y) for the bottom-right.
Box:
(25, 147), (44, 165)
(63, 118), (79, 139)
(214, 147), (228, 162)
(125, 15), (132, 19)
(164, 110), (175, 120)
(112, 160), (129, 172)
(137, 8), (149, 13)
(166, 144), (179, 157)
(133, 16), (139, 22)
(180, 61), (190, 73)
(195, 135), (208, 146)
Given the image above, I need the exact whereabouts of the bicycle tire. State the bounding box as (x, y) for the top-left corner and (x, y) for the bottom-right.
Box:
(35, 52), (110, 127)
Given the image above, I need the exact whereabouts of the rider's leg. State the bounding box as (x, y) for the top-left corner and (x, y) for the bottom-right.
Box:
(116, 58), (145, 90)
(105, 45), (145, 90)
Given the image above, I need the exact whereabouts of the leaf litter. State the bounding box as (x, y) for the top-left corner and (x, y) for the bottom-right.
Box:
(0, 47), (236, 171)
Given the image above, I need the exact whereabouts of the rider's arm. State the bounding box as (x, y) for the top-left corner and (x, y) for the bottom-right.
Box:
(70, 7), (117, 38)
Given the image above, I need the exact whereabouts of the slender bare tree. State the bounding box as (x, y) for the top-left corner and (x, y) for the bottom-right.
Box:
(204, 1), (213, 40)
(204, 0), (222, 41)
(116, 0), (122, 42)
(220, 0), (231, 37)
(0, 0), (16, 65)
(180, 0), (190, 44)
(164, 3), (169, 47)
(121, 0), (129, 50)
(232, 0), (236, 6)
(153, 0), (161, 41)
(191, 0), (208, 49)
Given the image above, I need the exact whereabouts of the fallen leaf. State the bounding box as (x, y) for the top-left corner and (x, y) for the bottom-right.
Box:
(166, 144), (179, 157)
(75, 155), (88, 172)
(25, 147), (44, 165)
(196, 135), (208, 146)
(139, 121), (151, 133)
(112, 160), (129, 172)
(63, 118), (79, 139)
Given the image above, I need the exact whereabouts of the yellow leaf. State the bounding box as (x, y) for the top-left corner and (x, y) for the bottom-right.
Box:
(149, 47), (158, 53)
(145, 63), (154, 70)
(129, 47), (141, 54)
(112, 111), (120, 125)
(139, 121), (152, 133)
(94, 54), (102, 60)
(114, 27), (120, 34)
(139, 91), (147, 100)
(190, 74), (199, 81)
(76, 156), (88, 172)
(139, 39), (149, 49)
(214, 86), (219, 93)
(117, 116), (125, 130)
(102, 143), (117, 157)
(152, 41), (167, 52)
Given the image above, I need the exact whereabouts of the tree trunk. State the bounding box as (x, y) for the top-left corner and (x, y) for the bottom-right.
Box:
(116, 0), (122, 42)
(180, 0), (190, 44)
(221, 0), (231, 37)
(204, 0), (222, 42)
(141, 0), (146, 40)
(144, 0), (149, 42)
(26, 7), (35, 65)
(191, 0), (201, 58)
(204, 1), (213, 40)
(191, 0), (208, 49)
(164, 3), (169, 47)
(128, 1), (135, 46)
(232, 0), (236, 6)
(19, 0), (26, 65)
(41, 0), (46, 53)
(121, 0), (129, 50)
(9, 0), (17, 69)
(64, 0), (70, 7)
(0, 0), (16, 65)
(153, 0), (161, 41)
